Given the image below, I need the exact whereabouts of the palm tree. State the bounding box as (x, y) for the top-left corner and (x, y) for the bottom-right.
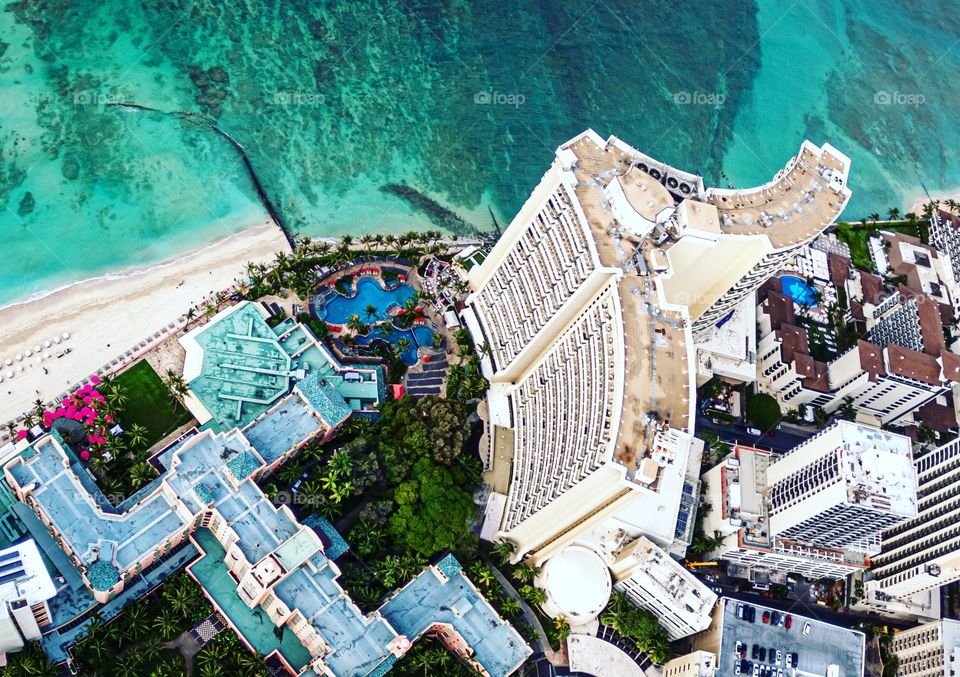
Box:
(33, 398), (45, 419)
(887, 207), (900, 221)
(376, 555), (402, 587)
(165, 585), (192, 618)
(500, 597), (521, 617)
(491, 539), (515, 564)
(140, 636), (163, 662)
(130, 461), (155, 489)
(278, 461), (303, 487)
(364, 303), (379, 322)
(468, 562), (494, 589)
(126, 423), (149, 450)
(511, 563), (540, 584)
(328, 450), (353, 479)
(153, 607), (180, 639)
(347, 314), (366, 335)
(106, 383), (127, 408)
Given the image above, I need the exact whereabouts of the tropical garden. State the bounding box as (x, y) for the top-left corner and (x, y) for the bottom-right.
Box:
(65, 571), (266, 676)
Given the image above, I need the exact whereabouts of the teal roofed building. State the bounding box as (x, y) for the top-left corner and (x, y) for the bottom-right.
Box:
(179, 302), (386, 471)
(7, 426), (531, 676)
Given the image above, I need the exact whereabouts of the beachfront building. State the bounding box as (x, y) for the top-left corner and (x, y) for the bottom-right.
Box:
(889, 618), (960, 677)
(699, 422), (917, 582)
(0, 539), (56, 663)
(462, 129), (848, 629)
(857, 436), (960, 620)
(871, 230), (959, 319)
(611, 537), (717, 640)
(179, 301), (385, 472)
(5, 429), (530, 676)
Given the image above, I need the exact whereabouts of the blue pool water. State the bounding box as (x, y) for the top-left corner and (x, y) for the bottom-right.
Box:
(354, 324), (436, 366)
(780, 275), (819, 307)
(319, 278), (417, 325)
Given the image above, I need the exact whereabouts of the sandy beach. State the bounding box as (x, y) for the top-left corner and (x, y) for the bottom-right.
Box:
(0, 222), (290, 430)
(905, 188), (960, 217)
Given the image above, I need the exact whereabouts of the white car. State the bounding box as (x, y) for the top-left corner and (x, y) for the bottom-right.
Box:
(746, 427), (762, 436)
(776, 650), (782, 664)
(803, 622), (812, 636)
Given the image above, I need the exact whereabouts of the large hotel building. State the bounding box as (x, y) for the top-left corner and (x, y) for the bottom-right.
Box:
(462, 129), (851, 619)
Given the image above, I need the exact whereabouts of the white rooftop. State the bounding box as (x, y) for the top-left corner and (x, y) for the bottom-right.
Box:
(541, 546), (611, 622)
(0, 539), (56, 606)
(836, 421), (917, 517)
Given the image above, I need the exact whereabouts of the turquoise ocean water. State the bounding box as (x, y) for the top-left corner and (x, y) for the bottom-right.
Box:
(1, 0), (959, 306)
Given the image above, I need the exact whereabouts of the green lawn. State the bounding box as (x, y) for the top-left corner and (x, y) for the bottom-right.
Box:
(834, 221), (923, 272)
(112, 360), (194, 448)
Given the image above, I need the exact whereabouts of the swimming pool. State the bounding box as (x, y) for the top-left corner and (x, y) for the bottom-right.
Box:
(780, 275), (819, 307)
(318, 278), (416, 324)
(354, 324), (435, 366)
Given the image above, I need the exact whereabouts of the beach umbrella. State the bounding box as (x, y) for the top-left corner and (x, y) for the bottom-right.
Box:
(43, 352), (50, 359)
(24, 349), (32, 357)
(62, 332), (70, 340)
(3, 358), (10, 366)
(43, 340), (51, 348)
(34, 345), (41, 353)
(16, 365), (23, 373)
(4, 370), (12, 378)
(15, 354), (22, 361)
(54, 337), (61, 344)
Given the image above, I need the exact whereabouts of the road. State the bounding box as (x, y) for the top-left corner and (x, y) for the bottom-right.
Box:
(697, 414), (813, 454)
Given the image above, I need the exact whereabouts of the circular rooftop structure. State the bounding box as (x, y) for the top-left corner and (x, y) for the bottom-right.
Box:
(540, 546), (611, 622)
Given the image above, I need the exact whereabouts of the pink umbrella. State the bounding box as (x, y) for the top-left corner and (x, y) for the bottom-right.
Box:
(79, 450), (90, 461)
(16, 430), (27, 440)
(90, 375), (100, 384)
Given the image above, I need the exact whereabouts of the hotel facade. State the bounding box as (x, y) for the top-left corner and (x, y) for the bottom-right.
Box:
(462, 129), (850, 619)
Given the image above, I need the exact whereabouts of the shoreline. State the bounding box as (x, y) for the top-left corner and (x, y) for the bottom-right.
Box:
(0, 222), (291, 427)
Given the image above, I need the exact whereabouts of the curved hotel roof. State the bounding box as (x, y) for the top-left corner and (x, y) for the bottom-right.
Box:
(466, 129), (850, 564)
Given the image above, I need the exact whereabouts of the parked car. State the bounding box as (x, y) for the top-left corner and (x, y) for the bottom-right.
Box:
(735, 662), (742, 675)
(790, 653), (799, 668)
(737, 603), (745, 619)
(803, 622), (812, 636)
(770, 611), (780, 625)
(746, 427), (762, 436)
(753, 664), (760, 677)
(768, 648), (776, 663)
(776, 650), (782, 664)
(785, 614), (792, 630)
(762, 610), (771, 624)
(758, 648), (766, 662)
(752, 645), (760, 660)
(713, 586), (723, 594)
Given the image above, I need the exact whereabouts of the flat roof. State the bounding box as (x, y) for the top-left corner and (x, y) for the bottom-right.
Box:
(381, 560), (531, 677)
(716, 599), (864, 677)
(7, 437), (188, 573)
(834, 421), (917, 517)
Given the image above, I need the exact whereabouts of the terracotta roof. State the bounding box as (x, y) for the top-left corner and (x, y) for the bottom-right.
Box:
(794, 353), (830, 392)
(858, 340), (886, 382)
(887, 343), (944, 386)
(940, 351), (960, 383)
(917, 401), (958, 433)
(777, 325), (809, 364)
(895, 286), (947, 355)
(849, 299), (866, 322)
(757, 277), (783, 304)
(827, 253), (851, 288)
(860, 272), (885, 305)
(764, 291), (796, 331)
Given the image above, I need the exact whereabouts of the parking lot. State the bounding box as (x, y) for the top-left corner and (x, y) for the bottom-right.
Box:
(717, 600), (865, 677)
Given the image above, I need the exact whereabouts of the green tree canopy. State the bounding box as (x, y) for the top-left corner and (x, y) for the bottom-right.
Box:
(388, 458), (475, 556)
(747, 392), (781, 431)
